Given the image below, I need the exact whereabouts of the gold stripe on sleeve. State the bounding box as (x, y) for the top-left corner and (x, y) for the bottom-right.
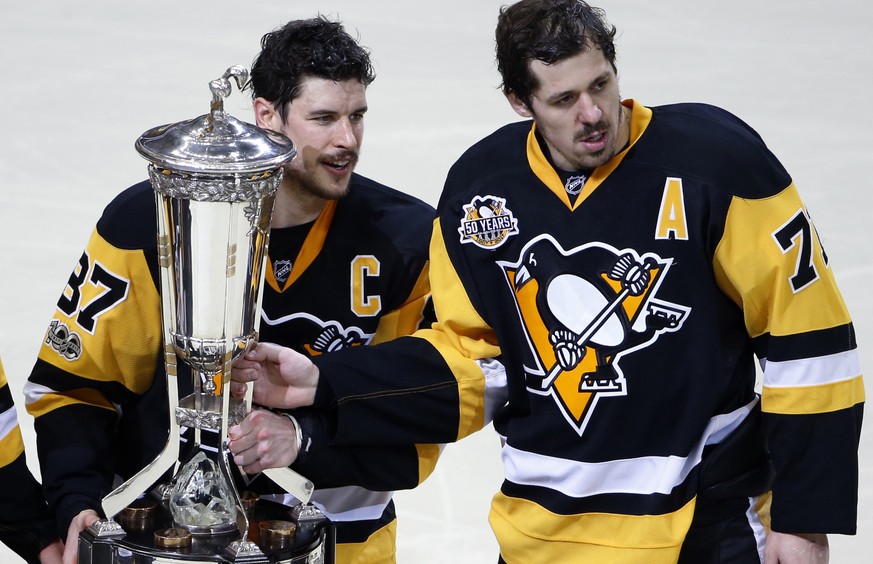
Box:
(762, 375), (865, 414)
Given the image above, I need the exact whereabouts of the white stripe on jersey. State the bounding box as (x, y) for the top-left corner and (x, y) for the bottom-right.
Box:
(262, 487), (394, 522)
(310, 487), (394, 522)
(22, 381), (52, 406)
(501, 399), (756, 497)
(23, 380), (123, 413)
(480, 357), (508, 425)
(746, 495), (767, 562)
(0, 406), (19, 442)
(762, 348), (860, 387)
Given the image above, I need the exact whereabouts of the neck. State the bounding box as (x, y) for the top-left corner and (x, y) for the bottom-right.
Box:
(271, 178), (327, 228)
(617, 103), (632, 150)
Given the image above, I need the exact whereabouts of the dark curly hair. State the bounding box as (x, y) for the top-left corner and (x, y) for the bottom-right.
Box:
(248, 16), (376, 122)
(496, 0), (617, 106)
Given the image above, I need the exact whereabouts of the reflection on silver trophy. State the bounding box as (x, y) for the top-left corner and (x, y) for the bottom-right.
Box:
(77, 66), (334, 564)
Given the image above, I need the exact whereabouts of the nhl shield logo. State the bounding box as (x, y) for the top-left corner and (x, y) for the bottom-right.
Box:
(458, 195), (519, 250)
(273, 259), (293, 284)
(564, 175), (587, 195)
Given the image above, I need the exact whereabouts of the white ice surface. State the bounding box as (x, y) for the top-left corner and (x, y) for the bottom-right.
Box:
(0, 1), (870, 562)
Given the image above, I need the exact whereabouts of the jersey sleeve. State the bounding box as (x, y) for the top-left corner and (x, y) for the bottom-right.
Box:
(312, 217), (502, 446)
(713, 182), (864, 533)
(24, 224), (162, 534)
(0, 359), (58, 563)
(285, 409), (440, 491)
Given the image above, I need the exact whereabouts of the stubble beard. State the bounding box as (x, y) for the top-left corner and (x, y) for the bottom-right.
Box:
(574, 103), (625, 170)
(285, 164), (353, 201)
(302, 175), (351, 201)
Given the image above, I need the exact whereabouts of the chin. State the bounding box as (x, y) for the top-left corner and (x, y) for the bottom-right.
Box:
(297, 173), (352, 200)
(313, 183), (350, 200)
(328, 186), (350, 200)
(585, 149), (616, 170)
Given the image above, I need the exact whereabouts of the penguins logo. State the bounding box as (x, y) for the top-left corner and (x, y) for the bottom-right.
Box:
(260, 311), (371, 356)
(306, 324), (366, 356)
(498, 235), (690, 435)
(458, 195), (519, 250)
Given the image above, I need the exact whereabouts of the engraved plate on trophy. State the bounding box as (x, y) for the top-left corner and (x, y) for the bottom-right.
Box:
(77, 66), (331, 564)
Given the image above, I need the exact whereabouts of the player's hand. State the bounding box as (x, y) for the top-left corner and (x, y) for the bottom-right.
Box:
(63, 509), (100, 564)
(38, 539), (64, 564)
(228, 409), (299, 475)
(230, 342), (319, 408)
(764, 532), (828, 563)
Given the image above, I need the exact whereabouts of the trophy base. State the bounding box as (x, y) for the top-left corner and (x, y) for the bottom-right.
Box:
(78, 497), (333, 564)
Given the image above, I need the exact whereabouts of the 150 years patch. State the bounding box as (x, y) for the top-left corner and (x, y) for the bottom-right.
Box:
(458, 195), (519, 250)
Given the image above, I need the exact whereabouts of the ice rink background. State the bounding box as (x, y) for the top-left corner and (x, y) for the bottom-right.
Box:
(1, 0), (870, 561)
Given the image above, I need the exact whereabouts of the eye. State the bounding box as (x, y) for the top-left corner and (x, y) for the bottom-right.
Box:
(349, 113), (365, 124)
(555, 94), (576, 106)
(591, 79), (609, 92)
(312, 114), (336, 124)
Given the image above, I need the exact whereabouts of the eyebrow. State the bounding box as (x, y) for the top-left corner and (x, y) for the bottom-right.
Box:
(308, 105), (369, 117)
(542, 89), (576, 104)
(541, 71), (612, 104)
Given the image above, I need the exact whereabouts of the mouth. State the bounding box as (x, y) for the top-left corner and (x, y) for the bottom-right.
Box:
(576, 128), (609, 152)
(322, 153), (357, 175)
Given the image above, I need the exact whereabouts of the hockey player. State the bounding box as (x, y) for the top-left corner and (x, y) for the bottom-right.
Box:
(229, 1), (864, 563)
(25, 16), (437, 564)
(0, 358), (62, 563)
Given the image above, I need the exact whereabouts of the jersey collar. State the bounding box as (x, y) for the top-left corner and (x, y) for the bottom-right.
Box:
(526, 99), (652, 210)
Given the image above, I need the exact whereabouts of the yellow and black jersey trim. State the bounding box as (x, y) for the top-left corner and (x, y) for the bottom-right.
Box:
(0, 361), (24, 468)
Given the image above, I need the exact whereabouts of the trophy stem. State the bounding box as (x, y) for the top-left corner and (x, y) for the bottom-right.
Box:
(219, 357), (252, 541)
(101, 343), (182, 519)
(242, 368), (316, 504)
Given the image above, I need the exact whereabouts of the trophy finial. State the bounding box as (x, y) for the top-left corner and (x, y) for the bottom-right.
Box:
(208, 65), (250, 125)
(135, 66), (294, 176)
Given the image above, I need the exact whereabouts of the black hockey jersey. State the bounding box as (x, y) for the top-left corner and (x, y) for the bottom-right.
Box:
(312, 100), (864, 562)
(26, 173), (436, 563)
(0, 359), (57, 563)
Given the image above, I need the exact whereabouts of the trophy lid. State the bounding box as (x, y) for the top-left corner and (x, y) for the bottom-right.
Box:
(135, 65), (295, 175)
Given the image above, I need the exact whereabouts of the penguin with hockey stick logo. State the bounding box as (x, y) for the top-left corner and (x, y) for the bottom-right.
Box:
(500, 236), (689, 428)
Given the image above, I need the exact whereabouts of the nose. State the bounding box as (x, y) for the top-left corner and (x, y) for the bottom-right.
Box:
(577, 95), (602, 124)
(334, 117), (359, 149)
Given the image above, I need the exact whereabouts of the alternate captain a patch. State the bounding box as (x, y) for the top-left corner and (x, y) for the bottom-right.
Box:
(498, 235), (691, 435)
(458, 195), (519, 250)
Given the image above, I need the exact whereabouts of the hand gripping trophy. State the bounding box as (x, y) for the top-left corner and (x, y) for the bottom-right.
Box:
(77, 66), (333, 564)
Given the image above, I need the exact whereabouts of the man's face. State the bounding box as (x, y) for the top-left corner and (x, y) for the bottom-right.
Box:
(508, 47), (627, 171)
(271, 77), (367, 200)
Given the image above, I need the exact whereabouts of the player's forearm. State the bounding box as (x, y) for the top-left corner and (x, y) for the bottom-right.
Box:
(766, 405), (862, 534)
(33, 406), (118, 533)
(312, 336), (468, 446)
(291, 412), (430, 490)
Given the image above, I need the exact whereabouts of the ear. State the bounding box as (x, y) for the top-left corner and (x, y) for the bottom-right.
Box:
(505, 91), (533, 118)
(253, 97), (283, 130)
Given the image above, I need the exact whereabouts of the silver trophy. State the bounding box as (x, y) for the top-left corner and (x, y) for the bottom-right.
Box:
(78, 66), (332, 564)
